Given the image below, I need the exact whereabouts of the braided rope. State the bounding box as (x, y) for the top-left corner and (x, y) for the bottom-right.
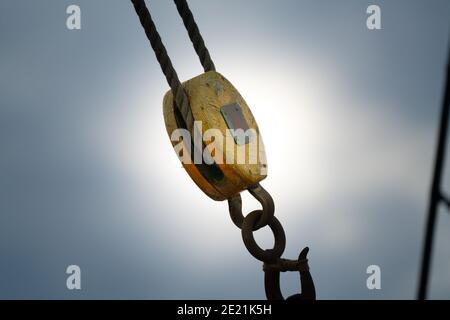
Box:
(174, 0), (216, 72)
(130, 0), (194, 131)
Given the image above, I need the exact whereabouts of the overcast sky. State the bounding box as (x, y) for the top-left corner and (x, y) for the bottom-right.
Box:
(1, 0), (450, 299)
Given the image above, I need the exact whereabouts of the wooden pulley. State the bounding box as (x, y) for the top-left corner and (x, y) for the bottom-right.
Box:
(163, 71), (267, 200)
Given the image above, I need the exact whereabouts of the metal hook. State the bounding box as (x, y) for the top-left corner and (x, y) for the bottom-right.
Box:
(263, 247), (316, 300)
(228, 185), (316, 300)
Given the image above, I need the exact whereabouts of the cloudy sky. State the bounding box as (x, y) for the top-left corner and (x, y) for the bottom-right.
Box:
(1, 0), (450, 299)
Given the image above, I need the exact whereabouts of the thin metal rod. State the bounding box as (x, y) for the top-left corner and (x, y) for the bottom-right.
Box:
(418, 42), (450, 300)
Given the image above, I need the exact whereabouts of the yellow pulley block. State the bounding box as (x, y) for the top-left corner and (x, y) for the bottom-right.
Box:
(163, 71), (267, 201)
